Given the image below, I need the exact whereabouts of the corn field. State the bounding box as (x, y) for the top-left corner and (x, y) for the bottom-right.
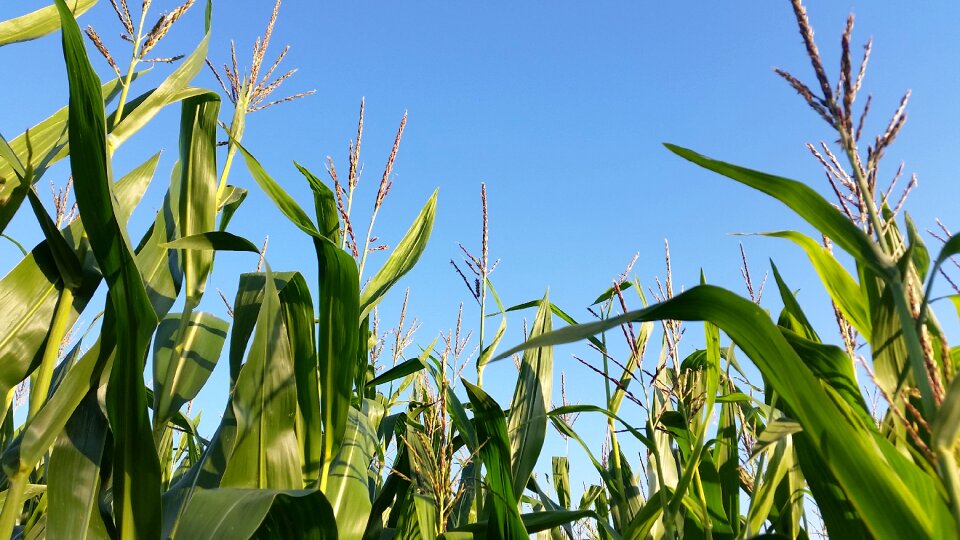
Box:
(0, 0), (958, 538)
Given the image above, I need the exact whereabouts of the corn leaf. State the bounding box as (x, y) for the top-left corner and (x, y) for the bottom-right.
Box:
(275, 273), (322, 485)
(324, 409), (376, 540)
(358, 189), (437, 320)
(462, 380), (526, 538)
(0, 0), (97, 46)
(152, 312), (228, 427)
(177, 93), (220, 306)
(221, 266), (302, 490)
(46, 391), (107, 538)
(759, 230), (870, 336)
(665, 144), (890, 277)
(496, 284), (953, 538)
(507, 292), (553, 498)
(315, 237), (360, 487)
(174, 488), (337, 539)
(55, 2), (161, 536)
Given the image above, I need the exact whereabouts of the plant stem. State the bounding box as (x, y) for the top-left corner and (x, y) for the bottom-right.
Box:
(476, 276), (487, 387)
(28, 288), (74, 417)
(840, 136), (936, 416)
(0, 473), (29, 539)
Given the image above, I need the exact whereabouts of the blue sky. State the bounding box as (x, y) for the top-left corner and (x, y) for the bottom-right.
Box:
(2, 0), (960, 502)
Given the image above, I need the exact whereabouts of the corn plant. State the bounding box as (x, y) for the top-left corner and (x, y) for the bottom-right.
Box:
(2, 0), (959, 539)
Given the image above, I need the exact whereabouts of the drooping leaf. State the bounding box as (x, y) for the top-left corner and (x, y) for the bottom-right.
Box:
(666, 144), (890, 277)
(0, 0), (97, 46)
(496, 284), (953, 538)
(174, 488), (337, 539)
(759, 230), (870, 336)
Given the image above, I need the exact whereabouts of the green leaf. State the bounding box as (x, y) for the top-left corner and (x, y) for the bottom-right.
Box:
(369, 357), (427, 387)
(174, 488), (337, 539)
(178, 93), (221, 306)
(324, 409), (376, 540)
(273, 273), (321, 485)
(107, 30), (212, 151)
(46, 391), (107, 538)
(552, 457), (571, 510)
(462, 380), (526, 538)
(316, 238), (360, 489)
(55, 2), (161, 537)
(217, 185), (248, 231)
(163, 231), (261, 253)
(507, 291), (553, 498)
(0, 75), (125, 233)
(295, 162), (340, 242)
(758, 231), (870, 336)
(665, 144), (890, 277)
(152, 312), (229, 426)
(496, 284), (952, 538)
(0, 0), (97, 46)
(358, 189), (437, 320)
(236, 142), (322, 239)
(221, 267), (303, 490)
(904, 212), (930, 281)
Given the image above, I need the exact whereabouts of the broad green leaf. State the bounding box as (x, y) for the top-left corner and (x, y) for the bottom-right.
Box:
(507, 292), (553, 498)
(295, 162), (340, 242)
(174, 488), (337, 539)
(369, 357), (427, 387)
(746, 429), (793, 536)
(178, 93), (221, 306)
(163, 231), (261, 253)
(221, 267), (302, 490)
(0, 153), (155, 422)
(759, 230), (870, 336)
(152, 312), (228, 426)
(316, 238), (360, 488)
(46, 391), (107, 538)
(275, 273), (322, 485)
(358, 189), (437, 320)
(324, 409), (376, 540)
(0, 0), (97, 46)
(666, 144), (890, 277)
(904, 212), (930, 281)
(462, 380), (527, 538)
(56, 3), (161, 537)
(496, 284), (952, 538)
(552, 457), (570, 510)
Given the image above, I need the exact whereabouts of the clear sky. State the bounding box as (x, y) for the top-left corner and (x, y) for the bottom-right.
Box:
(2, 0), (959, 502)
